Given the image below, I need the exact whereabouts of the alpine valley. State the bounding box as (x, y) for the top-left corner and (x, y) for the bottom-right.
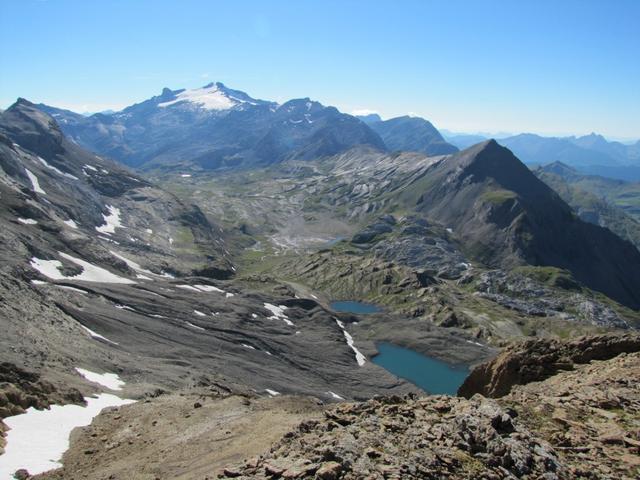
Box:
(1, 82), (639, 480)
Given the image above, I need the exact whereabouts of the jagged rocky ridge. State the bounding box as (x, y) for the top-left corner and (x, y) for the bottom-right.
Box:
(458, 332), (640, 398)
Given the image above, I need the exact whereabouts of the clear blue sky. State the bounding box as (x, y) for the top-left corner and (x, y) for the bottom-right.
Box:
(1, 0), (638, 139)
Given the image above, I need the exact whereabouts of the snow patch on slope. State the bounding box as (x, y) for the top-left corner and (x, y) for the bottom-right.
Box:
(95, 205), (123, 235)
(30, 253), (135, 284)
(38, 156), (78, 180)
(264, 303), (294, 326)
(0, 394), (134, 477)
(25, 168), (46, 194)
(75, 368), (125, 391)
(63, 219), (78, 229)
(78, 324), (119, 345)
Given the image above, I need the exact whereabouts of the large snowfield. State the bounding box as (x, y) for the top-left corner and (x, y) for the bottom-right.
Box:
(0, 368), (134, 478)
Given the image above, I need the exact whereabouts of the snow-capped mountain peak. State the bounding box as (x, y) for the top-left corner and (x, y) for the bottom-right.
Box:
(157, 82), (257, 111)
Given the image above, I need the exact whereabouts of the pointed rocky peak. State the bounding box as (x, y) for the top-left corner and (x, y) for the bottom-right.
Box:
(13, 97), (36, 108)
(2, 98), (64, 142)
(574, 132), (609, 147)
(278, 98), (324, 113)
(441, 139), (563, 203)
(539, 161), (579, 177)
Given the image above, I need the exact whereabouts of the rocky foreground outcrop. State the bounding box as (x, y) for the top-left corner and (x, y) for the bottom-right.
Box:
(458, 332), (640, 398)
(220, 336), (640, 480)
(220, 394), (562, 479)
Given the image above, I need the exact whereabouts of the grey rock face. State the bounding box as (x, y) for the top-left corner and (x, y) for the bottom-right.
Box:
(475, 270), (628, 328)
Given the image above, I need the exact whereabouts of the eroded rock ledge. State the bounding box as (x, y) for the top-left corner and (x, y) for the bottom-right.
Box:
(458, 332), (640, 398)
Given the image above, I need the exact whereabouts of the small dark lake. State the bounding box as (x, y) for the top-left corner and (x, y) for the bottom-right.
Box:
(329, 301), (382, 314)
(372, 342), (469, 395)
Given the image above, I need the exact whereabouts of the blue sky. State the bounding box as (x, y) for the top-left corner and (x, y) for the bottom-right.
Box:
(1, 0), (638, 139)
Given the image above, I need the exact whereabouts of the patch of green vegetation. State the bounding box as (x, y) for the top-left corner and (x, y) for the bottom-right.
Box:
(513, 265), (580, 291)
(480, 189), (518, 205)
(167, 226), (200, 256)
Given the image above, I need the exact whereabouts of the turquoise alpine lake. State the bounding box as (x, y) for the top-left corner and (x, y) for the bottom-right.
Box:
(372, 342), (469, 395)
(329, 301), (382, 314)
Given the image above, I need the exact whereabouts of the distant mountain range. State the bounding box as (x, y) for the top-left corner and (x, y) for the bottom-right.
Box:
(534, 162), (640, 250)
(37, 83), (387, 171)
(534, 162), (640, 223)
(31, 82), (639, 182)
(444, 131), (640, 181)
(35, 82), (462, 171)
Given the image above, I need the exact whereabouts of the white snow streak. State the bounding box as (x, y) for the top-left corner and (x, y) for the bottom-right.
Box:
(18, 218), (38, 225)
(56, 285), (87, 294)
(176, 284), (201, 292)
(25, 168), (46, 194)
(193, 284), (225, 293)
(30, 253), (135, 284)
(38, 156), (78, 180)
(186, 321), (205, 331)
(335, 319), (366, 366)
(327, 391), (345, 400)
(109, 251), (156, 278)
(63, 219), (78, 229)
(78, 325), (119, 345)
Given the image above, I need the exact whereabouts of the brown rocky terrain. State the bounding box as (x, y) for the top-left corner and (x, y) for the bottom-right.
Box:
(34, 392), (324, 480)
(219, 338), (640, 480)
(503, 351), (640, 480)
(458, 332), (640, 398)
(10, 334), (635, 479)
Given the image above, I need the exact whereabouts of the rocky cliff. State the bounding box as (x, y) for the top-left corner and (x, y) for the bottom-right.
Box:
(458, 333), (640, 398)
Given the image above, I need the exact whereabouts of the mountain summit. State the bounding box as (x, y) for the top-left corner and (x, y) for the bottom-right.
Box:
(37, 84), (386, 170)
(411, 140), (640, 308)
(156, 82), (268, 111)
(369, 115), (459, 156)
